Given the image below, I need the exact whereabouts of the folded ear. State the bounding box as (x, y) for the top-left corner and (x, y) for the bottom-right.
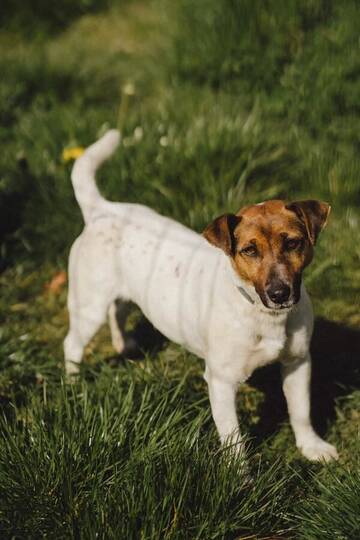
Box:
(286, 200), (331, 245)
(202, 213), (241, 256)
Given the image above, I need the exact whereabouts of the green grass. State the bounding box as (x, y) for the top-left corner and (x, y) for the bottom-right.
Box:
(0, 0), (360, 538)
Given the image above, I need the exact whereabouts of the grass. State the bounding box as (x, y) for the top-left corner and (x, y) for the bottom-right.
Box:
(0, 0), (359, 537)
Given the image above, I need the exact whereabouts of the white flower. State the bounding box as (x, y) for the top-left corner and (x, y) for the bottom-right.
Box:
(133, 126), (143, 141)
(159, 135), (169, 147)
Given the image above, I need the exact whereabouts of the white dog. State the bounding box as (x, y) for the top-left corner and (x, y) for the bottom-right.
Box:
(64, 130), (338, 462)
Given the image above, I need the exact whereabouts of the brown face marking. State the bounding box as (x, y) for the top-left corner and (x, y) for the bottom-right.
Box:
(203, 199), (330, 309)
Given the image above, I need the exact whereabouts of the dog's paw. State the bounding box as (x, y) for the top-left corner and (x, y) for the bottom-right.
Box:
(299, 437), (339, 462)
(64, 360), (80, 380)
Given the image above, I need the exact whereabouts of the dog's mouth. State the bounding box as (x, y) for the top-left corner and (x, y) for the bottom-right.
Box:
(262, 298), (298, 311)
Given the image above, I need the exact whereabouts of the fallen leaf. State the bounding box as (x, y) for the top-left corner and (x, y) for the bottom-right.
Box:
(45, 271), (67, 295)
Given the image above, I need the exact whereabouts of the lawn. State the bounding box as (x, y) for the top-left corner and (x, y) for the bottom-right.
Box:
(0, 1), (360, 538)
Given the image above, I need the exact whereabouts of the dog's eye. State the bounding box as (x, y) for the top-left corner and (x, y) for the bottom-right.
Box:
(285, 238), (302, 251)
(240, 245), (258, 257)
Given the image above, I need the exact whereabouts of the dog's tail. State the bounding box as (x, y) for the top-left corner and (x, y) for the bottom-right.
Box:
(71, 129), (121, 223)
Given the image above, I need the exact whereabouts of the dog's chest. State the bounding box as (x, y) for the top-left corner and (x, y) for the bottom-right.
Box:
(251, 332), (286, 364)
(242, 317), (290, 375)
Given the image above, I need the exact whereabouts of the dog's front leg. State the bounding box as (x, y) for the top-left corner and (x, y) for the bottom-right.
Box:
(206, 370), (244, 456)
(282, 354), (338, 461)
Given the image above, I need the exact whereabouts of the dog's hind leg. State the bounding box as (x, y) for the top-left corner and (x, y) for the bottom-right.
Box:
(64, 235), (117, 376)
(108, 302), (123, 354)
(64, 301), (109, 376)
(108, 300), (131, 354)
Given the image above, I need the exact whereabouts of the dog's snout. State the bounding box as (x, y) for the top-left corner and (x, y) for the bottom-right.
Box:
(266, 281), (291, 304)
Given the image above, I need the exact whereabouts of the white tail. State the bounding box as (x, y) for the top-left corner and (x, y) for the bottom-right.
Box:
(71, 129), (121, 223)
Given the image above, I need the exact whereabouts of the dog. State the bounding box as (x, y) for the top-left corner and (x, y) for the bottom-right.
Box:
(64, 130), (338, 462)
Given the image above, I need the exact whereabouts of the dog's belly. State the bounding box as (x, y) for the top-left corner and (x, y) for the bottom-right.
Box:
(116, 214), (222, 358)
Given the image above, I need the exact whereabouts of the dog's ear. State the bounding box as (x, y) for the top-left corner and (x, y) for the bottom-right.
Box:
(203, 213), (241, 256)
(286, 200), (331, 245)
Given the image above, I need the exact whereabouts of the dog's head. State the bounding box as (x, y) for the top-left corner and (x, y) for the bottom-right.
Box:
(203, 200), (330, 310)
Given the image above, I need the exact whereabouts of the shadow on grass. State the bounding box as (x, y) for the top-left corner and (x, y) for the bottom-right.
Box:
(251, 317), (360, 442)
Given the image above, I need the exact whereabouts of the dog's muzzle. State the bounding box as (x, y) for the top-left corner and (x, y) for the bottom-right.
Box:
(260, 277), (300, 310)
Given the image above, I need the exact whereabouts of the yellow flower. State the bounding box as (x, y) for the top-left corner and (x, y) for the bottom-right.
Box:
(122, 82), (135, 96)
(62, 146), (85, 162)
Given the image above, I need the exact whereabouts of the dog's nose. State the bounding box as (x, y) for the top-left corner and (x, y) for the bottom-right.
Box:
(267, 282), (291, 304)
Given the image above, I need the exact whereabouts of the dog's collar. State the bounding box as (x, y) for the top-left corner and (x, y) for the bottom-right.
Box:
(225, 261), (257, 306)
(236, 286), (255, 305)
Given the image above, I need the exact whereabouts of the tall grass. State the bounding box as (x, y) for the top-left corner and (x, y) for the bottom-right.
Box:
(0, 365), (298, 538)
